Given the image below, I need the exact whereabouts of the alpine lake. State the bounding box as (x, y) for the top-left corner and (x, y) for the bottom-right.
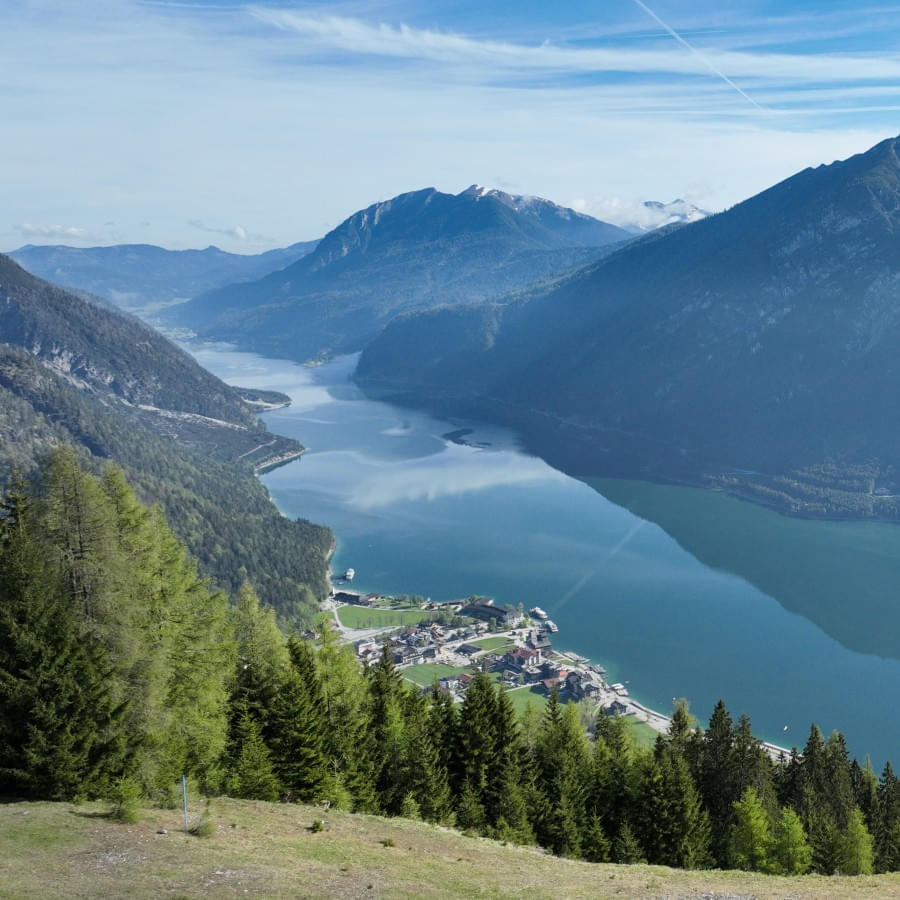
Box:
(188, 343), (900, 767)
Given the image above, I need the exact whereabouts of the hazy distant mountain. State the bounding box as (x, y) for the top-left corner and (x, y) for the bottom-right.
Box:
(165, 186), (633, 362)
(0, 254), (330, 620)
(8, 240), (318, 310)
(357, 135), (900, 519)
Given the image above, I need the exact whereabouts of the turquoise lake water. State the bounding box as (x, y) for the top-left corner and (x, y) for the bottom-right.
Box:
(188, 343), (900, 766)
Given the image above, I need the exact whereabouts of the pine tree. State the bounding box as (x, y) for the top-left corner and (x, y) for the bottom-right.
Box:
(0, 475), (128, 799)
(728, 787), (773, 872)
(614, 821), (646, 864)
(226, 710), (281, 801)
(839, 806), (875, 875)
(823, 731), (854, 830)
(699, 699), (735, 866)
(484, 688), (532, 843)
(771, 807), (812, 875)
(401, 692), (454, 825)
(454, 672), (499, 809)
(315, 623), (378, 812)
(533, 693), (590, 858)
(876, 761), (900, 872)
(368, 645), (408, 814)
(583, 815), (612, 862)
(230, 581), (289, 733)
(268, 639), (329, 802)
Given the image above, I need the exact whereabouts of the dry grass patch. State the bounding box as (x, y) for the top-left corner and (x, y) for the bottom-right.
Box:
(1, 798), (899, 899)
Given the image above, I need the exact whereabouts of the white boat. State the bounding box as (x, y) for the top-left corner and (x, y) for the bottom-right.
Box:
(545, 620), (559, 633)
(344, 568), (355, 581)
(529, 606), (548, 619)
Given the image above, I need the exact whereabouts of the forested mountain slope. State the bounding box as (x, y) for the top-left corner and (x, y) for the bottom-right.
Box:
(357, 136), (900, 518)
(166, 186), (632, 362)
(0, 256), (330, 622)
(9, 240), (317, 310)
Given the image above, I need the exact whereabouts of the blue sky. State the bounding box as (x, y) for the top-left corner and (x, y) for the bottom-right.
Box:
(3, 0), (899, 250)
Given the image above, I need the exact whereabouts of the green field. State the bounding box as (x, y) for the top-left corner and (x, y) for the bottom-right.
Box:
(4, 798), (898, 899)
(336, 605), (435, 629)
(470, 636), (514, 652)
(401, 663), (473, 687)
(503, 685), (550, 716)
(626, 718), (662, 749)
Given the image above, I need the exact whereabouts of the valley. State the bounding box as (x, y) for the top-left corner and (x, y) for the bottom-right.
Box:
(189, 342), (900, 766)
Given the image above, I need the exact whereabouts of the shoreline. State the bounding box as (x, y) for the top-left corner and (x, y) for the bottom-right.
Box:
(236, 352), (799, 759)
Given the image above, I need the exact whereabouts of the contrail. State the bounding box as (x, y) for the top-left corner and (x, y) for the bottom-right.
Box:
(552, 520), (646, 615)
(630, 0), (765, 110)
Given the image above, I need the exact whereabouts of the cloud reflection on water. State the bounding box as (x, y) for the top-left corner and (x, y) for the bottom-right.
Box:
(303, 443), (567, 511)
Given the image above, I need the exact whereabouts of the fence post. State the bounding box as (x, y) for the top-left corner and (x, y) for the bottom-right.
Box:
(182, 774), (189, 833)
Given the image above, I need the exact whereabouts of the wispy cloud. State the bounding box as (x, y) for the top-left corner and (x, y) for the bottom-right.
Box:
(14, 223), (93, 240)
(188, 218), (249, 241)
(249, 7), (900, 86)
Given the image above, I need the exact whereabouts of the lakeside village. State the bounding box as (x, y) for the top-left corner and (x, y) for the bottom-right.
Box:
(327, 571), (671, 739)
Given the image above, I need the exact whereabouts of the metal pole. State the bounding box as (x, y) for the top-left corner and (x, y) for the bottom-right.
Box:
(182, 774), (189, 833)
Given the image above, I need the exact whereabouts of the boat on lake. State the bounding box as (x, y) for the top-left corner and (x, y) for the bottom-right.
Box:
(545, 620), (559, 633)
(344, 567), (355, 581)
(529, 606), (548, 619)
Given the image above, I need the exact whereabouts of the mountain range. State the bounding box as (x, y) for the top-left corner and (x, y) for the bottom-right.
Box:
(8, 240), (318, 311)
(0, 254), (330, 621)
(356, 135), (900, 519)
(163, 186), (633, 362)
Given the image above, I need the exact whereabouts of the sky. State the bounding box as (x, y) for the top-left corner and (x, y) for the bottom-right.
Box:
(2, 0), (900, 252)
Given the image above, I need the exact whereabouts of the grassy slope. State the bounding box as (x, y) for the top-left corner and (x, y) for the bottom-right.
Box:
(2, 799), (899, 899)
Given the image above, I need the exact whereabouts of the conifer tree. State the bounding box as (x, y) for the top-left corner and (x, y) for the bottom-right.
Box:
(771, 807), (812, 875)
(699, 699), (736, 865)
(0, 470), (130, 798)
(454, 672), (499, 808)
(533, 693), (590, 858)
(823, 731), (854, 830)
(839, 806), (875, 875)
(876, 761), (900, 871)
(484, 688), (532, 843)
(583, 815), (612, 862)
(614, 821), (646, 864)
(401, 692), (454, 824)
(315, 623), (378, 812)
(269, 639), (329, 802)
(729, 787), (773, 872)
(230, 581), (289, 733)
(226, 711), (281, 801)
(368, 645), (408, 814)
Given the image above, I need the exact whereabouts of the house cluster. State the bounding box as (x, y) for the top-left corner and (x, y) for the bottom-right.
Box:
(458, 597), (524, 629)
(345, 594), (631, 720)
(352, 619), (489, 669)
(332, 590), (390, 606)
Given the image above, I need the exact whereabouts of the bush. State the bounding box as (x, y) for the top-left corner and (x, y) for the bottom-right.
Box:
(109, 777), (142, 824)
(189, 800), (216, 837)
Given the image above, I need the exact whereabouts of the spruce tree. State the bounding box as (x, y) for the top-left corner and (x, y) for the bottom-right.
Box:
(368, 645), (408, 814)
(226, 710), (281, 801)
(699, 699), (735, 865)
(268, 639), (329, 802)
(485, 688), (532, 843)
(876, 761), (900, 871)
(614, 821), (646, 864)
(315, 623), (378, 812)
(454, 672), (499, 809)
